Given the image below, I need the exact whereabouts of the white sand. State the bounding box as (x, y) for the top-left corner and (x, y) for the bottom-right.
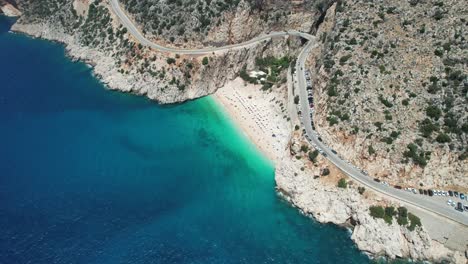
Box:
(213, 78), (291, 163)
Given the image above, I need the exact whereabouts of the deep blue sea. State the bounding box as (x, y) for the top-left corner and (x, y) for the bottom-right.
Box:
(0, 16), (371, 263)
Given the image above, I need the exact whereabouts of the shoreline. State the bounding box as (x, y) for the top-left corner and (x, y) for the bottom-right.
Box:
(5, 16), (466, 263)
(212, 78), (291, 165)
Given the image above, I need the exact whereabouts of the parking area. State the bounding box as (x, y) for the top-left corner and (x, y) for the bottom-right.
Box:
(373, 179), (468, 213)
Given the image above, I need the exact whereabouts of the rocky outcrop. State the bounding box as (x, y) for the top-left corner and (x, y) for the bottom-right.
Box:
(0, 0), (21, 16)
(275, 157), (465, 263)
(11, 0), (304, 104)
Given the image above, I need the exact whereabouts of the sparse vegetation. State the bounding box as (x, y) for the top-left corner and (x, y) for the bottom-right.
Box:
(337, 178), (347, 188)
(308, 150), (319, 163)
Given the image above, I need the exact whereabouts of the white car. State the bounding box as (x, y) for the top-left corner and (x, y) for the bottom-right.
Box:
(447, 200), (453, 205)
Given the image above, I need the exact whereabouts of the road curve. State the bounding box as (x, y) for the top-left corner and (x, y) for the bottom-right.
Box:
(109, 0), (313, 54)
(295, 44), (468, 227)
(110, 0), (468, 226)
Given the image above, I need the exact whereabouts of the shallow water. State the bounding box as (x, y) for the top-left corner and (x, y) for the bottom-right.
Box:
(0, 16), (370, 263)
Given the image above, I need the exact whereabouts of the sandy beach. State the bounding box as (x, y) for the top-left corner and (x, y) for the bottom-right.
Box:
(213, 78), (291, 164)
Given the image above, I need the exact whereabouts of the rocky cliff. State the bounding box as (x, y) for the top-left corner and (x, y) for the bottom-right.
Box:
(12, 0), (310, 103)
(11, 0), (330, 104)
(277, 131), (465, 262)
(0, 0), (21, 16)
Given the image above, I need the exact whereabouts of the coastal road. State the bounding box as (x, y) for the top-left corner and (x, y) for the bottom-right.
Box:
(294, 40), (468, 227)
(109, 0), (313, 54)
(109, 0), (468, 227)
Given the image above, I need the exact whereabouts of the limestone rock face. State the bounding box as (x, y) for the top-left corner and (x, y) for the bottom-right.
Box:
(11, 0), (308, 104)
(275, 159), (464, 263)
(0, 0), (21, 16)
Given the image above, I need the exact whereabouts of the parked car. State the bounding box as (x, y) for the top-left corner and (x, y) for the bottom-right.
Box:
(331, 149), (337, 155)
(419, 189), (423, 194)
(423, 190), (428, 195)
(460, 193), (465, 200)
(448, 190), (453, 196)
(394, 185), (402, 190)
(428, 190), (434, 196)
(456, 202), (464, 212)
(374, 178), (381, 183)
(454, 191), (459, 197)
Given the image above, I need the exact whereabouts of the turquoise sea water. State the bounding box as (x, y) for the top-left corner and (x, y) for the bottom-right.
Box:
(0, 16), (371, 263)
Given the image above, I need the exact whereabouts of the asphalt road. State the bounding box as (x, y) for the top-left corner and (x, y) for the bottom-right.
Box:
(110, 0), (468, 227)
(109, 0), (313, 54)
(294, 41), (468, 227)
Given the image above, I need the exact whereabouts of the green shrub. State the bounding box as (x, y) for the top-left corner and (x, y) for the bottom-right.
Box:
(308, 150), (319, 162)
(436, 133), (451, 143)
(294, 95), (299, 104)
(374, 122), (383, 131)
(327, 86), (338, 97)
(379, 95), (393, 107)
(403, 144), (429, 167)
(426, 105), (441, 120)
(300, 145), (309, 152)
(202, 57), (209, 65)
(337, 178), (347, 188)
(339, 54), (352, 65)
(384, 214), (393, 224)
(368, 145), (376, 155)
(390, 131), (400, 138)
(358, 186), (366, 195)
(397, 216), (408, 226)
(369, 206), (385, 218)
(419, 118), (438, 137)
(166, 57), (176, 64)
(385, 206), (395, 216)
(327, 115), (339, 126)
(398, 207), (408, 218)
(322, 168), (330, 176)
(408, 213), (421, 231)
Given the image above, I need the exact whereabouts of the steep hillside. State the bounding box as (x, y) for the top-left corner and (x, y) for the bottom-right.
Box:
(12, 0), (326, 103)
(120, 0), (329, 47)
(309, 0), (467, 189)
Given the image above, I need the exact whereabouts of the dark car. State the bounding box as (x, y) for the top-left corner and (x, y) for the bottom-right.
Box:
(454, 191), (459, 197)
(374, 178), (381, 183)
(423, 190), (428, 195)
(456, 202), (463, 212)
(428, 190), (434, 196)
(331, 149), (337, 155)
(394, 185), (402, 190)
(419, 189), (423, 194)
(448, 190), (453, 196)
(318, 137), (323, 142)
